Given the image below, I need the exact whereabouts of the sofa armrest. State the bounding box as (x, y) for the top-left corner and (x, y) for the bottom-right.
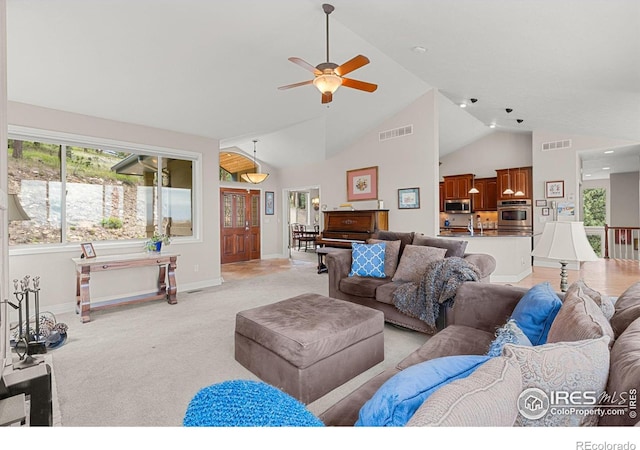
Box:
(463, 253), (496, 282)
(326, 249), (353, 298)
(447, 282), (529, 333)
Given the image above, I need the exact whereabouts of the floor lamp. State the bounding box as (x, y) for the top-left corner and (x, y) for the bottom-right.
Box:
(531, 221), (599, 292)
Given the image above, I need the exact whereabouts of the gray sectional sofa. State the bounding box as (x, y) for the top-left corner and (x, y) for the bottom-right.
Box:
(325, 231), (497, 334)
(319, 280), (640, 427)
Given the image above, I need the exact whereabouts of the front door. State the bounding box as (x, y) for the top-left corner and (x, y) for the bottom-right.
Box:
(220, 188), (261, 264)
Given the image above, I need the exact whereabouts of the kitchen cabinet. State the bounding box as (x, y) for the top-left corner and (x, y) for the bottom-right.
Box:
(439, 182), (445, 212)
(496, 167), (532, 201)
(442, 174), (473, 200)
(471, 177), (498, 211)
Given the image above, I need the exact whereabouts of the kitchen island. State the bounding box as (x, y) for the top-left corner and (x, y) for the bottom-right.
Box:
(438, 228), (533, 282)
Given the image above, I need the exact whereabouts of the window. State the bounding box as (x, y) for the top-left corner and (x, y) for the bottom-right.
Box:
(583, 187), (606, 256)
(8, 133), (196, 247)
(219, 150), (258, 183)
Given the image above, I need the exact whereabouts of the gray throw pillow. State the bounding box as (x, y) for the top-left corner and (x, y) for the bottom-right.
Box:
(391, 245), (447, 283)
(412, 234), (468, 258)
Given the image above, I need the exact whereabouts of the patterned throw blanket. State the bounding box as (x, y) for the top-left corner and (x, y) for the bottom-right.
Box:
(392, 257), (481, 331)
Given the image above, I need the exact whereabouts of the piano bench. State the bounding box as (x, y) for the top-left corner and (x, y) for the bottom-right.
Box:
(234, 293), (384, 404)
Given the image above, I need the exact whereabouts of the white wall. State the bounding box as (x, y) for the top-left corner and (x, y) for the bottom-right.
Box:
(7, 102), (222, 314)
(610, 172), (640, 227)
(439, 131), (532, 179)
(278, 89), (440, 240)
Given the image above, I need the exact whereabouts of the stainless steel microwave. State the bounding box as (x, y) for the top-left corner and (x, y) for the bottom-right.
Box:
(444, 199), (471, 214)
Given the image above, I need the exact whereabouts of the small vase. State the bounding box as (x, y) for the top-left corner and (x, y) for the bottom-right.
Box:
(154, 241), (162, 252)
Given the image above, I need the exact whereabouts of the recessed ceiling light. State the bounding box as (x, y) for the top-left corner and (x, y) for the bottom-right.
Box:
(489, 123), (496, 129)
(459, 102), (467, 108)
(585, 174), (592, 177)
(411, 46), (428, 53)
(602, 167), (610, 170)
(604, 150), (614, 154)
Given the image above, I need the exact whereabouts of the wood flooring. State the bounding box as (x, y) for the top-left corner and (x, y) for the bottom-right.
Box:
(222, 250), (640, 297)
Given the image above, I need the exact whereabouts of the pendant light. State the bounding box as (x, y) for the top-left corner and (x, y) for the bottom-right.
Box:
(503, 168), (514, 195)
(514, 167), (525, 196)
(241, 140), (269, 184)
(468, 174), (479, 194)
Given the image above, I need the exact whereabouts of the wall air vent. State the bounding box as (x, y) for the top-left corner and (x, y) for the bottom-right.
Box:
(542, 139), (572, 151)
(379, 124), (413, 142)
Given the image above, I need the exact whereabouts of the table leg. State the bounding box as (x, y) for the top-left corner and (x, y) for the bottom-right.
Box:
(78, 266), (91, 323)
(167, 256), (178, 304)
(157, 264), (167, 297)
(317, 252), (328, 274)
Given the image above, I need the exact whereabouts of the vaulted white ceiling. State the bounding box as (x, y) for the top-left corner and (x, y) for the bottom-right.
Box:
(6, 0), (640, 174)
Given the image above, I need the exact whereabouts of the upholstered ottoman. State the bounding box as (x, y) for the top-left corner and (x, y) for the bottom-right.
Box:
(235, 293), (385, 404)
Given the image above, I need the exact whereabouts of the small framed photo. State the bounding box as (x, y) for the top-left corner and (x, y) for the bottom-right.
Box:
(541, 207), (550, 216)
(81, 242), (96, 259)
(265, 191), (274, 215)
(346, 166), (378, 202)
(535, 199), (547, 207)
(545, 180), (564, 198)
(398, 187), (420, 209)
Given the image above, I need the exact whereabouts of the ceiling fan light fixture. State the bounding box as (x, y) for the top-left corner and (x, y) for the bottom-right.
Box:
(313, 72), (342, 94)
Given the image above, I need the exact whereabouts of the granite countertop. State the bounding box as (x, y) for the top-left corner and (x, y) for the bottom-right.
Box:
(438, 228), (533, 238)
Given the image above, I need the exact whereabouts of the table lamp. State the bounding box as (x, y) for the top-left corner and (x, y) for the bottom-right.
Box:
(531, 221), (598, 292)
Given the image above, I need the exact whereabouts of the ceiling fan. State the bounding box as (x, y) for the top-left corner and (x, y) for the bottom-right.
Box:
(278, 3), (378, 104)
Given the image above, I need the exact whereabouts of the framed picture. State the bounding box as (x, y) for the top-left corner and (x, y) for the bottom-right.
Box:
(541, 207), (550, 216)
(265, 191), (274, 215)
(545, 180), (564, 198)
(398, 187), (420, 209)
(535, 199), (547, 207)
(81, 242), (96, 259)
(346, 166), (378, 202)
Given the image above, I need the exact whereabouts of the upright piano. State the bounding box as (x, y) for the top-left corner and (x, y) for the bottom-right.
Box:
(315, 209), (389, 273)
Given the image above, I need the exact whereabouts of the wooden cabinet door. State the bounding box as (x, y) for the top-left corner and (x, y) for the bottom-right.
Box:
(485, 178), (498, 210)
(443, 174), (473, 200)
(443, 178), (457, 199)
(439, 182), (444, 212)
(470, 179), (486, 210)
(497, 168), (532, 200)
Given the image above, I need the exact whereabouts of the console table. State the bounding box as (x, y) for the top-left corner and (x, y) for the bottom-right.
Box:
(72, 252), (179, 323)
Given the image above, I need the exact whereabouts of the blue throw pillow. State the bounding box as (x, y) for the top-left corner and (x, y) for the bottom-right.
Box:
(509, 282), (562, 345)
(355, 354), (491, 427)
(349, 242), (386, 278)
(486, 319), (532, 357)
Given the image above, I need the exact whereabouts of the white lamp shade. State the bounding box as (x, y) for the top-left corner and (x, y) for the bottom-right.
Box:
(241, 172), (269, 184)
(7, 194), (30, 221)
(531, 221), (598, 262)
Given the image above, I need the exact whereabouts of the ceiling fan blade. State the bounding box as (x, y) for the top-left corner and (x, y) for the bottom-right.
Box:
(334, 55), (369, 77)
(341, 77), (378, 93)
(289, 57), (322, 75)
(322, 92), (333, 104)
(278, 79), (314, 90)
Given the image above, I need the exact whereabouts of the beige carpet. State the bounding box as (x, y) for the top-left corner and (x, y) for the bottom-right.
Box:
(47, 258), (428, 426)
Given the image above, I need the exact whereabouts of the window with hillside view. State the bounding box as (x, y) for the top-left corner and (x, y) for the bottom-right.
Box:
(583, 187), (606, 256)
(8, 138), (195, 247)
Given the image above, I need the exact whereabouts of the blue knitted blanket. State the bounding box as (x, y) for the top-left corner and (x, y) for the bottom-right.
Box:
(392, 257), (480, 331)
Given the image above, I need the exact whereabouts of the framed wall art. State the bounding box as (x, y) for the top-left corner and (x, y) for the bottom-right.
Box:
(346, 166), (378, 202)
(265, 191), (274, 215)
(541, 207), (550, 216)
(398, 188), (420, 209)
(545, 180), (564, 198)
(535, 199), (547, 207)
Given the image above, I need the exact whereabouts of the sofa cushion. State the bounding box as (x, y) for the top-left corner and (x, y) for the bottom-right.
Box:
(407, 356), (522, 427)
(349, 242), (386, 278)
(509, 282), (562, 345)
(367, 238), (401, 278)
(573, 279), (615, 320)
(375, 280), (407, 305)
(371, 231), (415, 257)
(600, 317), (640, 426)
(412, 234), (468, 258)
(397, 325), (495, 369)
(355, 354), (491, 427)
(486, 319), (531, 357)
(547, 283), (614, 347)
(339, 276), (390, 298)
(504, 336), (610, 427)
(391, 245), (447, 283)
(610, 281), (640, 338)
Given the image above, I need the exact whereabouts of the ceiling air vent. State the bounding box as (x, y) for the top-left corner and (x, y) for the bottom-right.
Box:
(379, 124), (413, 142)
(542, 139), (572, 151)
